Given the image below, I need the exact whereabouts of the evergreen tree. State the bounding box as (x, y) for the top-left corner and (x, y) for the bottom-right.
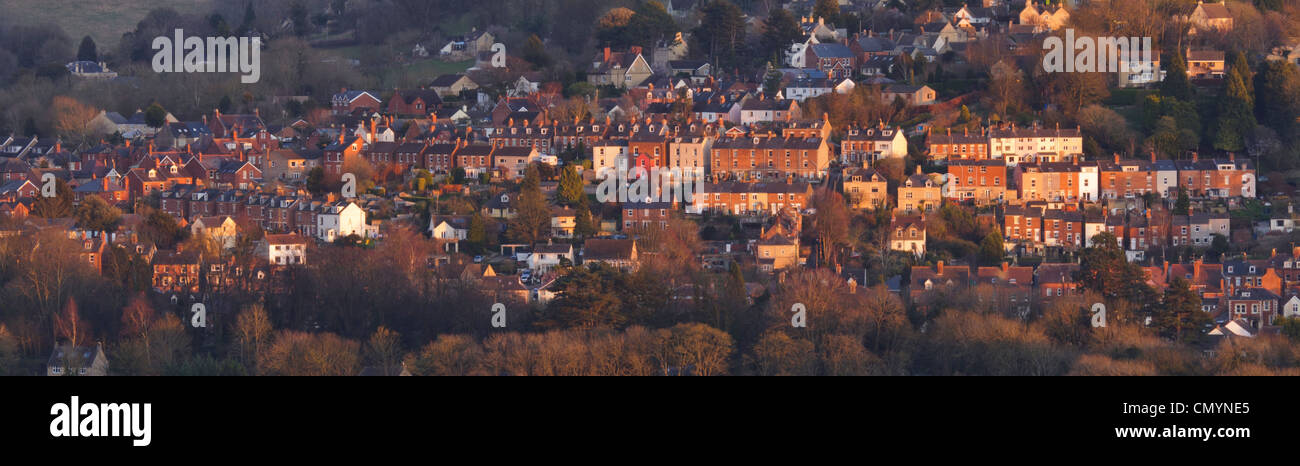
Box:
(1153, 277), (1211, 343)
(1077, 232), (1155, 322)
(813, 0), (840, 25)
(508, 165), (552, 245)
(1229, 50), (1253, 103)
(1160, 51), (1192, 101)
(1254, 60), (1300, 143)
(760, 8), (802, 63)
(574, 199), (597, 239)
(558, 164), (585, 206)
(1174, 187), (1190, 215)
(76, 36), (97, 62)
(468, 213), (488, 252)
(522, 34), (551, 68)
(144, 103), (168, 129)
(694, 0), (746, 68)
(978, 230), (1004, 266)
(1213, 67), (1255, 152)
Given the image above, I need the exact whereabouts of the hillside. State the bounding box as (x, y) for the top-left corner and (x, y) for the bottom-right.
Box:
(8, 0), (212, 51)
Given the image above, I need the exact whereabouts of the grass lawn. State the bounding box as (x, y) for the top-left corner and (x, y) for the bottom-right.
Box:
(15, 0), (213, 50)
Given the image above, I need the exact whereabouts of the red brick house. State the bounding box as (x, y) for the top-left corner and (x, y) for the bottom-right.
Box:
(332, 89), (382, 115)
(388, 89), (442, 116)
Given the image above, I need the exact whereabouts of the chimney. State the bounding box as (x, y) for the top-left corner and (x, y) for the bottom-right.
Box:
(1113, 153), (1120, 164)
(1192, 151), (1198, 162)
(1150, 150), (1156, 164)
(1002, 261), (1009, 273)
(603, 47), (611, 63)
(915, 165), (922, 175)
(938, 260), (945, 275)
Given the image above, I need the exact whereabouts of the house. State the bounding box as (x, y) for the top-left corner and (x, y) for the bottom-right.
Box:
(582, 238), (639, 270)
(331, 89), (382, 115)
(927, 127), (988, 161)
(1224, 287), (1280, 329)
(317, 202), (367, 242)
(910, 261), (971, 300)
(1283, 294), (1300, 319)
(1116, 48), (1164, 88)
(987, 123), (1083, 166)
(652, 32), (690, 72)
(1018, 2), (1070, 31)
(739, 96), (800, 124)
(755, 224), (799, 272)
(709, 134), (828, 181)
(842, 167), (888, 210)
(881, 84), (936, 106)
(207, 109), (265, 138)
(430, 74), (479, 97)
(841, 125), (908, 164)
(805, 43), (856, 80)
(667, 60), (711, 82)
(784, 78), (844, 102)
(1037, 263), (1082, 300)
(153, 248), (201, 294)
(890, 213), (927, 258)
(509, 73), (545, 97)
(47, 342), (109, 376)
(528, 243), (574, 273)
(261, 233), (308, 266)
(897, 166), (941, 214)
(440, 28), (495, 60)
(484, 192), (517, 219)
(1189, 1), (1234, 35)
(65, 60), (117, 79)
(457, 143), (495, 178)
(163, 121), (213, 148)
(588, 47), (654, 89)
(429, 215), (471, 245)
(622, 201), (673, 231)
(266, 148), (322, 182)
(191, 215), (238, 249)
(1186, 50), (1226, 81)
(492, 146), (538, 180)
(976, 262), (1035, 315)
(592, 140), (629, 177)
(551, 206), (578, 238)
(0, 179), (37, 201)
(1208, 319), (1256, 338)
(691, 181), (813, 216)
(388, 89), (442, 116)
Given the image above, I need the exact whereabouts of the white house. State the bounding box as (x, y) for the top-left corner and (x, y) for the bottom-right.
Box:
(592, 140), (629, 178)
(429, 215), (470, 251)
(1283, 295), (1300, 319)
(528, 243), (574, 274)
(190, 215), (239, 250)
(263, 233), (308, 266)
(318, 202), (367, 242)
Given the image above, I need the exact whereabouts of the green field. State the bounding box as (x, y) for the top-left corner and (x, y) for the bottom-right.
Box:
(10, 0), (213, 50)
